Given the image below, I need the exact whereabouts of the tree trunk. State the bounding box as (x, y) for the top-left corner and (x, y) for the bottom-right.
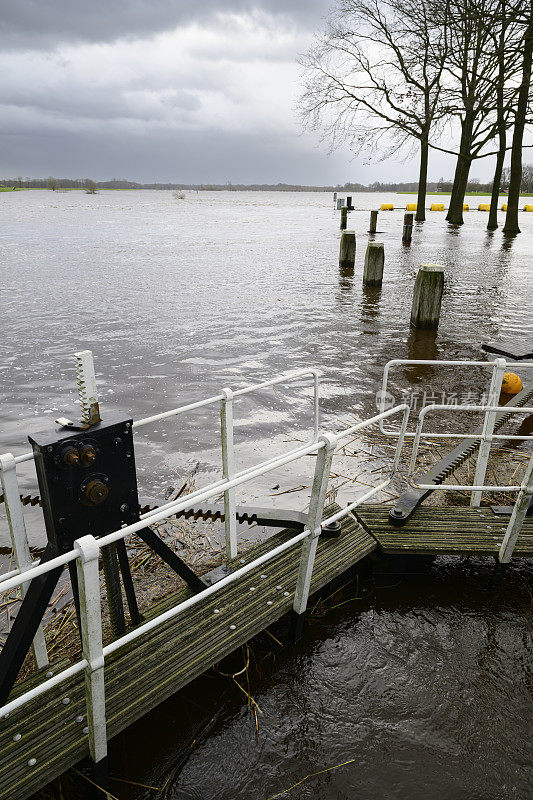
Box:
(446, 115), (474, 225)
(503, 14), (533, 235)
(488, 4), (507, 232)
(487, 147), (505, 231)
(415, 137), (429, 222)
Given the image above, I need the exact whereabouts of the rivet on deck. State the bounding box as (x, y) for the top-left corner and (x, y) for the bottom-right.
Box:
(28, 759), (36, 767)
(13, 734), (21, 741)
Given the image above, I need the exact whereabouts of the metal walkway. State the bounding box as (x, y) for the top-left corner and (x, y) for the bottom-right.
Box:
(0, 508), (375, 800)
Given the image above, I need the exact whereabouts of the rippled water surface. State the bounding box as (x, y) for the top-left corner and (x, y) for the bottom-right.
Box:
(1, 190), (532, 798)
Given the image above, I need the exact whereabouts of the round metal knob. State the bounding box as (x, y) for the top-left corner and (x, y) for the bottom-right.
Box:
(83, 479), (109, 505)
(62, 447), (80, 467)
(80, 445), (97, 465)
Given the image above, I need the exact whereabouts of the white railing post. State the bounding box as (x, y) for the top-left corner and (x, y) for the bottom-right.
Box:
(0, 453), (49, 669)
(471, 358), (506, 506)
(74, 535), (107, 771)
(220, 388), (237, 560)
(291, 433), (337, 641)
(499, 451), (533, 563)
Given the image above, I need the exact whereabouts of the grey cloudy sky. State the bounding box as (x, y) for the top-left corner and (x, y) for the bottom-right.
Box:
(0, 0), (464, 184)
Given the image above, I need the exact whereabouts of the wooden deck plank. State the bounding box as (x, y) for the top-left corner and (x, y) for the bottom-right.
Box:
(0, 507), (375, 800)
(355, 505), (533, 556)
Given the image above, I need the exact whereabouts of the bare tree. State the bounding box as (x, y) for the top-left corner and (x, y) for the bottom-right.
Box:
(84, 179), (98, 194)
(503, 2), (533, 234)
(441, 0), (521, 225)
(299, 0), (450, 221)
(47, 176), (59, 191)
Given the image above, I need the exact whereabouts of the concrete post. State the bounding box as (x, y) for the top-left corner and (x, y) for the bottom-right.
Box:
(410, 264), (444, 328)
(363, 241), (384, 287)
(402, 213), (413, 244)
(340, 206), (348, 230)
(369, 210), (378, 234)
(339, 230), (356, 269)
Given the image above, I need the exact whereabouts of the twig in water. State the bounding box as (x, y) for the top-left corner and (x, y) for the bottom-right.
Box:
(267, 757), (357, 799)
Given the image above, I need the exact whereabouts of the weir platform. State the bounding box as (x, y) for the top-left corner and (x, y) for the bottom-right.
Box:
(2, 354), (533, 800)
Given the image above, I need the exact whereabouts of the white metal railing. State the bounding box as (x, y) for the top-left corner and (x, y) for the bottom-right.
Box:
(407, 402), (533, 564)
(0, 371), (409, 772)
(378, 357), (533, 507)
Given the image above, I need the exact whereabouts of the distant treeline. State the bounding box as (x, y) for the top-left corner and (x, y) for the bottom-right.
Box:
(0, 176), (521, 192)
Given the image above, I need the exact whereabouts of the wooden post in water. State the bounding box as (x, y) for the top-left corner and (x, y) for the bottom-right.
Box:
(339, 230), (356, 269)
(369, 210), (378, 234)
(340, 206), (348, 230)
(402, 212), (413, 243)
(333, 191), (337, 206)
(363, 241), (384, 287)
(410, 264), (444, 328)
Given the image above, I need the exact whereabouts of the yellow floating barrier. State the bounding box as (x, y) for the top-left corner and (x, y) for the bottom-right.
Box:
(381, 203), (394, 211)
(406, 203), (417, 211)
(501, 372), (523, 395)
(478, 204), (490, 211)
(430, 203), (445, 211)
(501, 203), (507, 211)
(523, 204), (533, 212)
(463, 204), (469, 211)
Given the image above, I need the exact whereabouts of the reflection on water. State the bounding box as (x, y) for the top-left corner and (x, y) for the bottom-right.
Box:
(0, 191), (532, 799)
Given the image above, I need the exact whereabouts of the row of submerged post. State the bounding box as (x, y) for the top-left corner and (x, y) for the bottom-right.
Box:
(336, 199), (444, 330)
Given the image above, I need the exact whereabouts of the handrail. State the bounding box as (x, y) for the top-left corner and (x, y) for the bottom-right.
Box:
(409, 404), (533, 485)
(0, 402), (409, 728)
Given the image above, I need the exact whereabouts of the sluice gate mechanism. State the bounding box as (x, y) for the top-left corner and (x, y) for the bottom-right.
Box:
(0, 352), (532, 800)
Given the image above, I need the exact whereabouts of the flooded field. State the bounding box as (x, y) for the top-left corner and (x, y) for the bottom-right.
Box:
(0, 190), (532, 799)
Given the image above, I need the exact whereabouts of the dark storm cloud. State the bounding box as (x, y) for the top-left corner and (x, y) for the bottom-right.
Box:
(0, 0), (330, 50)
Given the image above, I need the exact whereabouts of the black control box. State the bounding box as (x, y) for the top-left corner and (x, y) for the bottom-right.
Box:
(29, 414), (140, 551)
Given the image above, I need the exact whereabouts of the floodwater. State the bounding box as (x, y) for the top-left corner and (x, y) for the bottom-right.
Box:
(0, 190), (532, 798)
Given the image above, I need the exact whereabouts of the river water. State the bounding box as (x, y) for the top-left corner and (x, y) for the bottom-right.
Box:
(0, 190), (532, 798)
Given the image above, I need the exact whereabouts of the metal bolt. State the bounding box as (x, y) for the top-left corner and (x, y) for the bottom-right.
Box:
(267, 600), (273, 606)
(13, 734), (21, 742)
(62, 697), (70, 705)
(46, 671), (53, 678)
(240, 559), (245, 564)
(125, 423), (131, 429)
(284, 592), (290, 597)
(276, 585), (282, 590)
(250, 587), (256, 592)
(260, 574), (267, 579)
(213, 609), (220, 614)
(229, 624), (236, 631)
(76, 716), (84, 723)
(83, 726), (89, 735)
(28, 758), (36, 767)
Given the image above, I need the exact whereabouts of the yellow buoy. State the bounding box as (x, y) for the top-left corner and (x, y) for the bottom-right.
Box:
(381, 203), (394, 211)
(406, 203), (417, 211)
(501, 372), (523, 395)
(463, 204), (469, 211)
(430, 203), (445, 211)
(523, 204), (533, 212)
(478, 204), (490, 211)
(501, 203), (507, 211)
